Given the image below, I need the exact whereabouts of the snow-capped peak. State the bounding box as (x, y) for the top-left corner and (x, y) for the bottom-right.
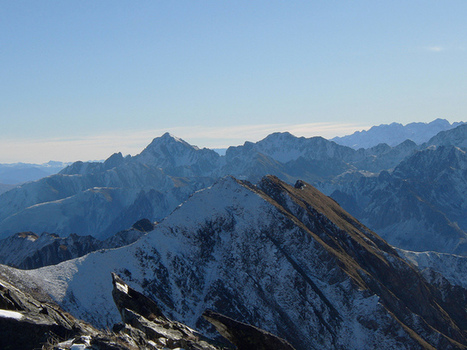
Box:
(134, 133), (220, 175)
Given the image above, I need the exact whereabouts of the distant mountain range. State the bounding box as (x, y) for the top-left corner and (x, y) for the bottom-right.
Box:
(0, 160), (69, 185)
(0, 118), (460, 185)
(332, 118), (465, 149)
(0, 130), (415, 239)
(2, 121), (467, 256)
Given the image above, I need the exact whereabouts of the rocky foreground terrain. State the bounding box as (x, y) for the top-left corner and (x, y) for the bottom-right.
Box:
(0, 268), (294, 350)
(2, 176), (466, 349)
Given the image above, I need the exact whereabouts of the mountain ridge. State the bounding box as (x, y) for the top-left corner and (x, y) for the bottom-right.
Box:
(1, 120), (467, 256)
(8, 175), (467, 349)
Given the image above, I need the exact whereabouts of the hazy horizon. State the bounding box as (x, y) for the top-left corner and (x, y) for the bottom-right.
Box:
(1, 118), (464, 164)
(1, 121), (372, 163)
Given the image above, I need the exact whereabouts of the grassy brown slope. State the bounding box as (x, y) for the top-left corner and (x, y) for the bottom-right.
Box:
(246, 175), (467, 349)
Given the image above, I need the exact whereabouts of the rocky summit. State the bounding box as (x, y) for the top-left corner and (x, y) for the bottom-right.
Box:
(7, 175), (467, 350)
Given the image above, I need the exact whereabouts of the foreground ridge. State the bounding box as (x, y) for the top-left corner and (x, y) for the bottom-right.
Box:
(5, 175), (467, 349)
(0, 270), (293, 349)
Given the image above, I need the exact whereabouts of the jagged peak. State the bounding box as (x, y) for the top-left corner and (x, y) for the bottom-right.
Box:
(147, 132), (199, 151)
(104, 152), (125, 169)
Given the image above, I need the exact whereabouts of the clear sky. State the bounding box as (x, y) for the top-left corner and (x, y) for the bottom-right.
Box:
(1, 1), (466, 163)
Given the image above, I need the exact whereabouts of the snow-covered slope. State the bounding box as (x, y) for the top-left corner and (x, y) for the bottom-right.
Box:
(332, 118), (464, 149)
(12, 176), (467, 350)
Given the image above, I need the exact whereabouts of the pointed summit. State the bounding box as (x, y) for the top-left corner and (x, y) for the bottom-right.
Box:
(136, 133), (220, 177)
(141, 133), (199, 154)
(161, 132), (198, 148)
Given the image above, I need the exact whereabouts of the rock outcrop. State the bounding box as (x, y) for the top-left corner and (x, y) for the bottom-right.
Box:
(1, 268), (294, 349)
(111, 272), (296, 350)
(203, 309), (296, 350)
(0, 275), (97, 350)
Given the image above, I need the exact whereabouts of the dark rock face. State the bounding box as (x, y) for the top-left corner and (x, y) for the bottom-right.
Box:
(0, 275), (96, 350)
(111, 271), (221, 350)
(112, 272), (166, 321)
(111, 272), (295, 350)
(203, 309), (296, 350)
(132, 218), (155, 232)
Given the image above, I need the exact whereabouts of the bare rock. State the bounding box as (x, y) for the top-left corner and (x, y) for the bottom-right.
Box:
(203, 309), (296, 350)
(0, 276), (96, 350)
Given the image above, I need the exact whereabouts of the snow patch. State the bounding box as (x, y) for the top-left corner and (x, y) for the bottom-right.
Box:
(115, 280), (128, 294)
(0, 309), (23, 320)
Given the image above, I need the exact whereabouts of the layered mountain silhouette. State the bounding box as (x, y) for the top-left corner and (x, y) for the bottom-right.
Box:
(1, 121), (467, 256)
(0, 130), (418, 236)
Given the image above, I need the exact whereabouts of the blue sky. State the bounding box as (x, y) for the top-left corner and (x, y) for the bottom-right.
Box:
(1, 1), (466, 162)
